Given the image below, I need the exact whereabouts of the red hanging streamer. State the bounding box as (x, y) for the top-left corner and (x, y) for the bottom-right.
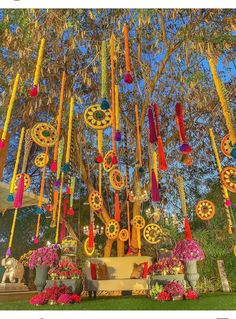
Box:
(88, 222), (94, 249)
(151, 169), (160, 202)
(184, 216), (192, 240)
(148, 107), (157, 144)
(153, 104), (167, 170)
(60, 197), (67, 241)
(114, 191), (120, 222)
(175, 103), (192, 154)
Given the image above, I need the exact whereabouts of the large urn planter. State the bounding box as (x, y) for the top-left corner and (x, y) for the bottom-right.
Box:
(184, 260), (199, 291)
(34, 265), (49, 291)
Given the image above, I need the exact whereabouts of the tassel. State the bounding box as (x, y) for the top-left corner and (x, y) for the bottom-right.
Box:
(88, 222), (94, 249)
(66, 186), (71, 195)
(226, 199), (232, 207)
(115, 130), (121, 141)
(184, 216), (192, 240)
(30, 85), (37, 97)
(101, 98), (110, 110)
(54, 179), (60, 188)
(6, 247), (11, 257)
(95, 153), (103, 163)
(0, 139), (5, 150)
(114, 191), (120, 222)
(175, 103), (192, 154)
(112, 154), (118, 164)
(62, 163), (70, 173)
(50, 160), (57, 173)
(33, 237), (39, 244)
(7, 194), (14, 202)
(30, 38), (45, 97)
(60, 198), (67, 242)
(13, 174), (25, 208)
(123, 24), (133, 84)
(151, 169), (160, 202)
(46, 204), (52, 212)
(68, 207), (75, 216)
(148, 107), (157, 144)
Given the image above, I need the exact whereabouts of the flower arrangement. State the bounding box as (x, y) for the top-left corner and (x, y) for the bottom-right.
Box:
(19, 250), (35, 267)
(148, 257), (184, 276)
(29, 282), (81, 306)
(48, 260), (82, 280)
(156, 291), (171, 301)
(173, 239), (205, 261)
(164, 281), (185, 297)
(28, 246), (59, 269)
(150, 283), (164, 299)
(185, 289), (198, 300)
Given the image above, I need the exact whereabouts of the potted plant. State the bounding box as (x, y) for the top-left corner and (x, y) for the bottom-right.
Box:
(173, 239), (205, 291)
(29, 246), (59, 291)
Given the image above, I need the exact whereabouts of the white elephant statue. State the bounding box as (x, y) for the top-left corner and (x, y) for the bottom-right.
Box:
(1, 257), (24, 284)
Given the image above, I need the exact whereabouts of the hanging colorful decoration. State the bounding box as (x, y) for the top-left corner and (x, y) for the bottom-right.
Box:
(143, 223), (162, 244)
(7, 128), (25, 202)
(176, 175), (192, 240)
(153, 103), (167, 170)
(175, 103), (192, 154)
(114, 190), (120, 222)
(88, 209), (95, 250)
(34, 153), (49, 168)
(55, 169), (64, 244)
(209, 128), (234, 235)
(109, 168), (125, 191)
(100, 40), (109, 110)
(51, 71), (66, 172)
(221, 134), (234, 158)
(31, 123), (58, 148)
(103, 150), (117, 172)
(63, 97), (74, 173)
(89, 191), (103, 211)
(195, 200), (215, 221)
(208, 52), (236, 158)
(220, 167), (236, 193)
(68, 176), (75, 216)
(133, 215), (145, 256)
(84, 237), (95, 257)
(110, 33), (117, 158)
(14, 173), (31, 192)
(148, 107), (157, 144)
(151, 168), (160, 203)
(30, 38), (45, 97)
(118, 229), (129, 242)
(105, 219), (120, 240)
(0, 73), (20, 150)
(115, 85), (121, 141)
(123, 24), (133, 84)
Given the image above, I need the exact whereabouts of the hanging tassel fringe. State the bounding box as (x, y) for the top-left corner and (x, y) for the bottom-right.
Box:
(157, 136), (167, 170)
(151, 169), (160, 202)
(148, 107), (157, 144)
(123, 24), (133, 84)
(50, 160), (57, 173)
(13, 174), (25, 208)
(175, 103), (192, 154)
(184, 216), (192, 240)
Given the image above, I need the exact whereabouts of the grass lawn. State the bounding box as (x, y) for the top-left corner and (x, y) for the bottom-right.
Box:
(0, 293), (235, 310)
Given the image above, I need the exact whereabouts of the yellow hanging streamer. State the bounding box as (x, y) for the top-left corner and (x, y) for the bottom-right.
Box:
(110, 33), (116, 153)
(176, 175), (187, 217)
(98, 130), (103, 194)
(7, 208), (18, 251)
(9, 128), (25, 194)
(65, 97), (74, 163)
(115, 85), (120, 131)
(153, 151), (158, 182)
(34, 38), (45, 87)
(208, 54), (236, 144)
(1, 74), (20, 143)
(209, 128), (233, 233)
(55, 172), (64, 243)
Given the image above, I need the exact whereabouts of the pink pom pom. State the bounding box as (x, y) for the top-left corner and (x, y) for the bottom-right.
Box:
(30, 85), (38, 97)
(67, 207), (75, 216)
(0, 139), (5, 150)
(34, 237), (39, 244)
(50, 160), (57, 172)
(124, 71), (133, 84)
(226, 199), (232, 207)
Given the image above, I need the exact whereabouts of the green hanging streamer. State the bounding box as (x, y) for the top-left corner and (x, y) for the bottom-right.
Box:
(101, 40), (109, 110)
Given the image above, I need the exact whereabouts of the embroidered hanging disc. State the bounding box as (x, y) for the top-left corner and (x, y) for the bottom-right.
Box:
(84, 104), (111, 130)
(34, 153), (49, 168)
(221, 134), (234, 158)
(220, 167), (236, 193)
(14, 173), (31, 191)
(103, 150), (117, 172)
(118, 229), (129, 242)
(195, 200), (215, 221)
(143, 223), (162, 244)
(84, 238), (95, 257)
(105, 219), (120, 240)
(109, 169), (125, 190)
(88, 191), (103, 210)
(132, 215), (145, 230)
(31, 123), (58, 148)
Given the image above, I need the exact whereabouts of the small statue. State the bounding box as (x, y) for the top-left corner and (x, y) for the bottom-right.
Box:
(1, 256), (24, 283)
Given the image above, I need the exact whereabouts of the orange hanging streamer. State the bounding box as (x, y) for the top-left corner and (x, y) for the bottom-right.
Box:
(114, 190), (120, 222)
(123, 24), (133, 84)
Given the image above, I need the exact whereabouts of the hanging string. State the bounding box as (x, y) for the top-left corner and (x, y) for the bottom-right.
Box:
(0, 73), (20, 150)
(7, 128), (25, 202)
(100, 40), (109, 110)
(123, 24), (133, 84)
(30, 38), (45, 97)
(209, 128), (234, 234)
(51, 71), (66, 172)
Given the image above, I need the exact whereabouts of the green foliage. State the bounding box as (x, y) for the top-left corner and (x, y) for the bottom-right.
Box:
(150, 283), (164, 299)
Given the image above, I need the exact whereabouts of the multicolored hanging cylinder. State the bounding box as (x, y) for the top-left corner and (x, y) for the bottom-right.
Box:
(0, 73), (20, 150)
(30, 38), (45, 97)
(175, 103), (192, 154)
(123, 24), (133, 84)
(51, 71), (66, 172)
(153, 103), (167, 170)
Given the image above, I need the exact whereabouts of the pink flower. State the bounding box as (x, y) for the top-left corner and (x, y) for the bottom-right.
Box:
(30, 293), (47, 305)
(164, 281), (185, 297)
(173, 239), (205, 262)
(57, 293), (72, 304)
(156, 291), (171, 302)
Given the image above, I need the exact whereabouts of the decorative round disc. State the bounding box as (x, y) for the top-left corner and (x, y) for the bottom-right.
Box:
(109, 169), (125, 191)
(221, 134), (234, 158)
(143, 223), (163, 244)
(133, 215), (145, 230)
(14, 174), (31, 191)
(34, 153), (49, 168)
(84, 238), (95, 257)
(84, 104), (111, 130)
(89, 191), (103, 211)
(31, 123), (58, 148)
(220, 167), (236, 193)
(195, 200), (215, 221)
(105, 219), (120, 240)
(118, 229), (129, 242)
(103, 150), (117, 172)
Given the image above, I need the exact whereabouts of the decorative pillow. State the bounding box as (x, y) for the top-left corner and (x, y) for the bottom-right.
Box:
(90, 262), (97, 280)
(142, 262), (148, 278)
(130, 263), (144, 279)
(96, 262), (109, 280)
